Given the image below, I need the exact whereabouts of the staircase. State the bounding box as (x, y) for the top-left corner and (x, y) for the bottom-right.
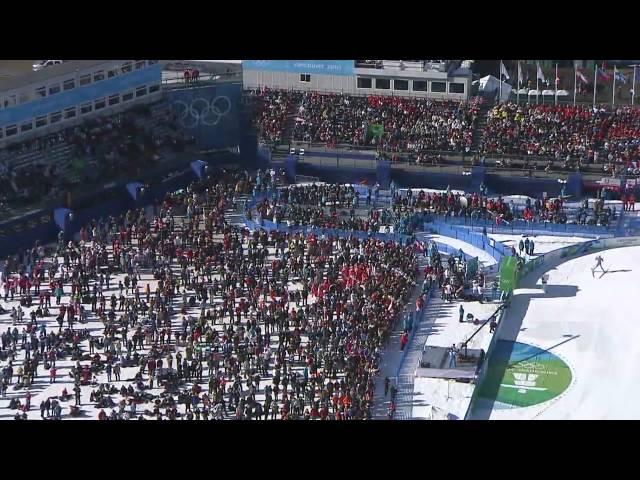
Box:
(283, 108), (298, 142)
(471, 100), (494, 152)
(224, 193), (253, 227)
(393, 293), (448, 419)
(270, 146), (290, 167)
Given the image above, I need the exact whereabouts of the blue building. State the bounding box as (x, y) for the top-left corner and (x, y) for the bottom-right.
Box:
(0, 60), (162, 146)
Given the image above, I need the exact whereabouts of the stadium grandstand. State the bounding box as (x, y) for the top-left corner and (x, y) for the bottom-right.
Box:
(1, 59), (640, 421)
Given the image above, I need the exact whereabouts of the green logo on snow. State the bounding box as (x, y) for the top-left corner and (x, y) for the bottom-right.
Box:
(479, 341), (572, 408)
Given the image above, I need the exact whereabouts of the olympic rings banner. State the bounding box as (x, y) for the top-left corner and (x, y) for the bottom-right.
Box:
(165, 83), (241, 150)
(243, 60), (355, 76)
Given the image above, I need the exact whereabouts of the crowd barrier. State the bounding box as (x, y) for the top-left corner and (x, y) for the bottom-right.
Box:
(243, 191), (413, 244)
(395, 288), (433, 385)
(244, 216), (413, 245)
(465, 234), (640, 419)
(425, 212), (613, 237)
(425, 221), (512, 264)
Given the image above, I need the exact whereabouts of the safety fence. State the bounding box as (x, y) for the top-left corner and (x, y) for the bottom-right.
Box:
(425, 221), (513, 264)
(243, 216), (413, 245)
(424, 212), (613, 238)
(242, 190), (413, 244)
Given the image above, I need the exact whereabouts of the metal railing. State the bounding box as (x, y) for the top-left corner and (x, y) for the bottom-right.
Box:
(395, 287), (432, 382)
(281, 142), (621, 177)
(426, 221), (511, 263)
(427, 213), (613, 237)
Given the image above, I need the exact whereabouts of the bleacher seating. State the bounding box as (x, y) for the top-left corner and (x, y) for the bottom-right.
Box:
(0, 99), (194, 209)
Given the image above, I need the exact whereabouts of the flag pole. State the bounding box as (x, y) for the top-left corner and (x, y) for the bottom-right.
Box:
(633, 65), (637, 106)
(612, 65), (617, 107)
(536, 62), (540, 105)
(593, 63), (598, 108)
(517, 61), (520, 105)
(499, 60), (502, 104)
(555, 63), (558, 106)
(573, 63), (577, 106)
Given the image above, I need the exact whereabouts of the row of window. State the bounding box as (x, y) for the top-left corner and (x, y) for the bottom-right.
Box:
(0, 83), (160, 140)
(1, 60), (159, 109)
(297, 73), (466, 94)
(356, 77), (466, 94)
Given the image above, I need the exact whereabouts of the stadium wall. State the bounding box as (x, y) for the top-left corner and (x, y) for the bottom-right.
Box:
(164, 83), (242, 151)
(287, 151), (572, 195)
(485, 174), (563, 198)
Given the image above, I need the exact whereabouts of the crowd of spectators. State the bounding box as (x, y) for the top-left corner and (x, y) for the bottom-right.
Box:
(0, 171), (420, 420)
(250, 89), (640, 177)
(0, 103), (193, 212)
(280, 184), (361, 208)
(391, 185), (617, 227)
(292, 93), (482, 153)
(481, 103), (609, 159)
(390, 187), (602, 226)
(252, 198), (394, 233)
(481, 103), (640, 176)
(251, 89), (303, 145)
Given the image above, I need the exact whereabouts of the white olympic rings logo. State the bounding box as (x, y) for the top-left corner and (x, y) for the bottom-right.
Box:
(172, 96), (232, 128)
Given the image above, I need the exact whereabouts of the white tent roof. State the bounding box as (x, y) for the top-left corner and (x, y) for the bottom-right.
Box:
(556, 89), (570, 96)
(477, 75), (512, 103)
(478, 75), (501, 92)
(541, 89), (556, 96)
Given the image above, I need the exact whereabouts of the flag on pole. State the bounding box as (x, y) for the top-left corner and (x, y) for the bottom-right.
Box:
(536, 63), (546, 83)
(576, 68), (589, 84)
(500, 61), (510, 81)
(597, 67), (612, 82)
(614, 69), (628, 84)
(518, 61), (523, 84)
(367, 124), (384, 142)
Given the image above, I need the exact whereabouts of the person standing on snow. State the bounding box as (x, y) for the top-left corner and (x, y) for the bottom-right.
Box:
(592, 255), (606, 277)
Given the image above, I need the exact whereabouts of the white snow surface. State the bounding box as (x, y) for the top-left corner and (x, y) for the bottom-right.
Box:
(479, 246), (640, 420)
(0, 232), (328, 420)
(412, 300), (501, 420)
(488, 234), (591, 255)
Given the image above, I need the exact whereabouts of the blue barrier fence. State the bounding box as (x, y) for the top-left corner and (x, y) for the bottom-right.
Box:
(426, 221), (512, 264)
(424, 212), (613, 237)
(243, 192), (414, 244)
(244, 217), (413, 244)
